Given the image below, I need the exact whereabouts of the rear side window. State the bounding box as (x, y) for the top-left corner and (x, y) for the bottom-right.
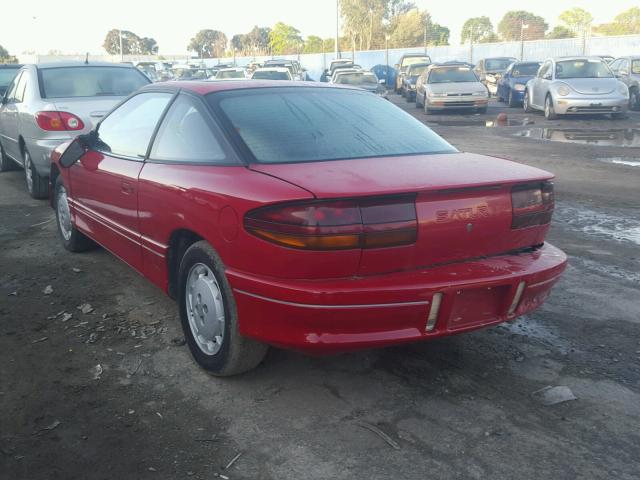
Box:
(40, 67), (150, 98)
(150, 95), (232, 164)
(211, 87), (455, 164)
(97, 92), (172, 158)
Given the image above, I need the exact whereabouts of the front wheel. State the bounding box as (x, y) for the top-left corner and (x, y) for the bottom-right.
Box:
(54, 176), (94, 252)
(178, 241), (268, 376)
(24, 149), (49, 199)
(544, 95), (557, 120)
(523, 90), (534, 113)
(628, 88), (639, 111)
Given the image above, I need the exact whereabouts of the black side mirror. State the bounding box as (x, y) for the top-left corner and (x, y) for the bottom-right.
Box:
(59, 132), (96, 168)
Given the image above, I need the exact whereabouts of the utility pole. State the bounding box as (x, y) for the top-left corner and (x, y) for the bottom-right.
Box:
(335, 0), (340, 59)
(424, 23), (427, 56)
(385, 34), (390, 85)
(119, 29), (124, 61)
(520, 21), (529, 61)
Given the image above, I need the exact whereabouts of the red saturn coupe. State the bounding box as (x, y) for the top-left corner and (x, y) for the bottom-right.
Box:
(50, 81), (567, 376)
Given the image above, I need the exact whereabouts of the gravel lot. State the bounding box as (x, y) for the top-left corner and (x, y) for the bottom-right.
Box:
(1, 95), (639, 480)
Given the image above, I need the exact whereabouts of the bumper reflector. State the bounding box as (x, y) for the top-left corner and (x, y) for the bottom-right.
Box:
(425, 293), (443, 331)
(508, 282), (526, 316)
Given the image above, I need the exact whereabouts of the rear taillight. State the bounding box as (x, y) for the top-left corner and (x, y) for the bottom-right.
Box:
(245, 196), (417, 250)
(35, 111), (85, 131)
(511, 181), (554, 229)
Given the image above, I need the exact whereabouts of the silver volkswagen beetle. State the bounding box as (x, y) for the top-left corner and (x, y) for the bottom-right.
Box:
(524, 56), (629, 119)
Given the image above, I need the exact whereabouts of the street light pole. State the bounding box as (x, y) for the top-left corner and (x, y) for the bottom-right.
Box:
(385, 34), (390, 86)
(424, 23), (427, 56)
(520, 21), (529, 61)
(335, 0), (340, 59)
(119, 29), (124, 61)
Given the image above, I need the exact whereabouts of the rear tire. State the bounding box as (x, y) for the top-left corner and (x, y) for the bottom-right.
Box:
(628, 87), (639, 111)
(54, 176), (94, 252)
(178, 241), (268, 376)
(0, 142), (17, 172)
(24, 149), (49, 199)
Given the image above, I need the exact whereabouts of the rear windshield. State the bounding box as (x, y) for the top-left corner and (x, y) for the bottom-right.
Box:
(555, 60), (613, 79)
(40, 66), (149, 98)
(429, 68), (477, 83)
(512, 63), (540, 77)
(0, 68), (20, 88)
(402, 57), (430, 67)
(210, 87), (455, 164)
(251, 71), (290, 80)
(485, 59), (514, 71)
(335, 73), (378, 85)
(217, 70), (245, 79)
(408, 65), (429, 76)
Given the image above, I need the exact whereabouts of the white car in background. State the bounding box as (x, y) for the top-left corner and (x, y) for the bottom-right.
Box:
(250, 68), (293, 81)
(213, 68), (248, 80)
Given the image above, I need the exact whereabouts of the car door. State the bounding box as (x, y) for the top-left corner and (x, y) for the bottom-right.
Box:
(0, 71), (25, 162)
(533, 61), (551, 107)
(499, 65), (512, 98)
(69, 91), (173, 271)
(137, 93), (239, 290)
(616, 59), (631, 87)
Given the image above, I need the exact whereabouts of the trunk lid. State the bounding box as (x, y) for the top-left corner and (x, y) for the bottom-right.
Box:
(49, 96), (127, 131)
(250, 153), (553, 274)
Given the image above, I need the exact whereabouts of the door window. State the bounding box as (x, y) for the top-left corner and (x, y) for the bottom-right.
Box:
(96, 92), (172, 159)
(4, 72), (22, 102)
(150, 95), (233, 164)
(14, 72), (28, 103)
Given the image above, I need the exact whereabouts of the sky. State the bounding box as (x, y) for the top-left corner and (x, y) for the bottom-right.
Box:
(2, 0), (637, 56)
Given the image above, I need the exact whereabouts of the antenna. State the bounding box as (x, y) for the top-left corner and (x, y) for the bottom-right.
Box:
(85, 52), (89, 64)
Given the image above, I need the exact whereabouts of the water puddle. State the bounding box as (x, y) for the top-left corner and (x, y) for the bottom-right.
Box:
(598, 157), (640, 167)
(554, 205), (640, 245)
(429, 118), (534, 127)
(516, 128), (640, 147)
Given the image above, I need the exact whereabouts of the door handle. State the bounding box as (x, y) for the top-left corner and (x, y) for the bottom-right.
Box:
(121, 182), (134, 195)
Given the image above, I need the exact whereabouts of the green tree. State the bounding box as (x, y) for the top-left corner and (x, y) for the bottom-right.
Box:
(0, 44), (9, 59)
(188, 29), (228, 58)
(388, 10), (448, 47)
(429, 23), (450, 46)
(546, 25), (575, 39)
(340, 0), (386, 50)
(498, 11), (547, 41)
(139, 37), (158, 55)
(269, 22), (302, 55)
(103, 29), (158, 55)
(303, 36), (325, 53)
(461, 16), (495, 43)
(595, 7), (640, 35)
(246, 26), (271, 54)
(559, 7), (593, 36)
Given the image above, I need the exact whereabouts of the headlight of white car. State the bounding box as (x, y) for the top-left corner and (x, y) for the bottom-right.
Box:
(618, 83), (629, 97)
(472, 91), (486, 96)
(514, 84), (525, 92)
(556, 84), (570, 96)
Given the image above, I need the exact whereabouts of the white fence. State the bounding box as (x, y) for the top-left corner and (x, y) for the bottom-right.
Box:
(18, 34), (640, 82)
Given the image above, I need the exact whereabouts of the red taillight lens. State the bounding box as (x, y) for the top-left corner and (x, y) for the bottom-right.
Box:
(35, 111), (85, 131)
(245, 196), (417, 250)
(511, 181), (554, 229)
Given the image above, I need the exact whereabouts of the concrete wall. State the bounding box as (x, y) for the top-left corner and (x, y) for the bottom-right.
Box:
(18, 34), (640, 82)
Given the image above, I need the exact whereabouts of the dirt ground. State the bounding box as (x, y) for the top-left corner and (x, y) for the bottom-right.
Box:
(1, 97), (639, 480)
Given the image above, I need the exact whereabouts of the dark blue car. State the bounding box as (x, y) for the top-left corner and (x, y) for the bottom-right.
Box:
(496, 61), (541, 107)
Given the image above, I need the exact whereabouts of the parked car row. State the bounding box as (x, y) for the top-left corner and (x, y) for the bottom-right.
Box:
(395, 55), (638, 117)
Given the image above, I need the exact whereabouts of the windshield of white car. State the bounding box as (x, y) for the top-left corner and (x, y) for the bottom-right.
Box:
(512, 63), (541, 77)
(402, 57), (430, 67)
(211, 87), (456, 164)
(555, 60), (613, 79)
(251, 71), (291, 80)
(429, 68), (477, 83)
(632, 60), (640, 74)
(40, 66), (150, 98)
(0, 69), (19, 87)
(408, 65), (429, 76)
(335, 73), (378, 85)
(485, 59), (513, 71)
(216, 70), (245, 79)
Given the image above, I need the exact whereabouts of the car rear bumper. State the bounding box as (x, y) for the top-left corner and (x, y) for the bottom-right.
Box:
(25, 136), (70, 176)
(227, 242), (567, 354)
(554, 96), (628, 115)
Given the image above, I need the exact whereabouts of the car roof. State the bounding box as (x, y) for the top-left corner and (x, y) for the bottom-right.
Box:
(0, 64), (22, 69)
(400, 53), (430, 58)
(219, 67), (245, 71)
(143, 80), (356, 95)
(253, 67), (290, 73)
(552, 56), (605, 61)
(35, 61), (137, 69)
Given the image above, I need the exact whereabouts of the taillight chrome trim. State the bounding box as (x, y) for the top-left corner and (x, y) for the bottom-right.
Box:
(425, 292), (443, 331)
(507, 281), (526, 316)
